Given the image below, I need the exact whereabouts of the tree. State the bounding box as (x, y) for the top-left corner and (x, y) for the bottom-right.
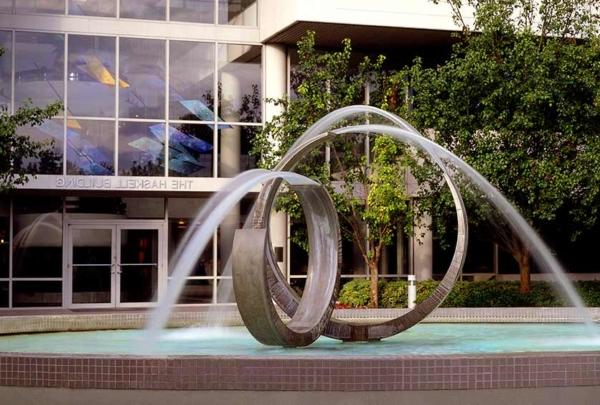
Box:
(252, 32), (415, 307)
(0, 50), (63, 191)
(390, 0), (600, 292)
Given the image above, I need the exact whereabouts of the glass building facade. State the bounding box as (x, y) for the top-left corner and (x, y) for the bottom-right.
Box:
(0, 0), (263, 309)
(0, 0), (443, 310)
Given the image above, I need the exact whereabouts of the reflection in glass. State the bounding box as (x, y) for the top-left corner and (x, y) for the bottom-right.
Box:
(13, 281), (61, 307)
(0, 200), (8, 278)
(16, 118), (64, 174)
(120, 265), (157, 302)
(169, 41), (214, 121)
(0, 1), (12, 13)
(66, 120), (115, 175)
(15, 32), (64, 108)
(119, 37), (166, 119)
(177, 279), (212, 304)
(16, 0), (64, 14)
(73, 265), (111, 303)
(120, 229), (158, 265)
(218, 125), (258, 177)
(66, 197), (165, 218)
(171, 0), (214, 23)
(120, 229), (158, 303)
(217, 196), (255, 275)
(72, 229), (112, 265)
(68, 35), (117, 117)
(120, 0), (165, 21)
(218, 0), (257, 25)
(69, 0), (116, 17)
(118, 121), (165, 176)
(0, 282), (7, 307)
(216, 278), (235, 303)
(71, 228), (112, 304)
(169, 124), (213, 177)
(218, 44), (261, 123)
(168, 198), (212, 277)
(0, 31), (11, 111)
(13, 197), (63, 279)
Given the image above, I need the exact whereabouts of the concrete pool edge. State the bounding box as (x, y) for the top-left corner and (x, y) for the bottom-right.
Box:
(0, 351), (599, 391)
(1, 307), (599, 336)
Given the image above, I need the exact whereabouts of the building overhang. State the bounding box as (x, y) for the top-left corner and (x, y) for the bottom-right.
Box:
(259, 0), (473, 47)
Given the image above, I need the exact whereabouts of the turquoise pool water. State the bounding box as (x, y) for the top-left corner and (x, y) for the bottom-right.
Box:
(1, 323), (599, 356)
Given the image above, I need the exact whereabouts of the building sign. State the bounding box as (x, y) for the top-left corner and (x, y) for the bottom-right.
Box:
(55, 177), (194, 191)
(18, 175), (235, 193)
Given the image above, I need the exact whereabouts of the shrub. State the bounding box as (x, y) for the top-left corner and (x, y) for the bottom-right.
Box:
(337, 279), (599, 308)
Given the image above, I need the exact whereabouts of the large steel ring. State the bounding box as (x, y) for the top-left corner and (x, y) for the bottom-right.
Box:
(248, 107), (468, 341)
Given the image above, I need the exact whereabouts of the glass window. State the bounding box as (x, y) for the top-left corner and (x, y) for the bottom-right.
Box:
(68, 35), (116, 117)
(171, 0), (214, 23)
(177, 279), (212, 304)
(218, 44), (261, 123)
(218, 0), (257, 26)
(15, 32), (64, 108)
(0, 1), (12, 13)
(0, 282), (7, 307)
(16, 118), (64, 175)
(13, 281), (62, 307)
(120, 0), (165, 21)
(0, 31), (11, 111)
(118, 121), (165, 176)
(169, 41), (214, 121)
(12, 197), (63, 278)
(66, 120), (115, 175)
(69, 0), (116, 17)
(16, 0), (64, 15)
(0, 199), (8, 279)
(169, 123), (213, 177)
(168, 198), (213, 277)
(66, 197), (165, 218)
(218, 125), (257, 177)
(119, 37), (166, 119)
(216, 278), (234, 303)
(217, 195), (255, 275)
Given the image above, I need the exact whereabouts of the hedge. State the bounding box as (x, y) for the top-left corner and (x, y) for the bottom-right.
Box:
(338, 279), (600, 308)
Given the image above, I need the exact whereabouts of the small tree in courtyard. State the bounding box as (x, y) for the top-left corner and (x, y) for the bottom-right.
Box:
(252, 32), (416, 307)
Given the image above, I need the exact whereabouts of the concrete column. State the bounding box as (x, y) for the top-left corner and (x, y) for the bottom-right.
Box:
(396, 229), (405, 275)
(264, 44), (288, 274)
(413, 214), (433, 281)
(219, 71), (241, 269)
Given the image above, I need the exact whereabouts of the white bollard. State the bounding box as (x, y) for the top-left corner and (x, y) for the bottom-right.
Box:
(407, 275), (416, 309)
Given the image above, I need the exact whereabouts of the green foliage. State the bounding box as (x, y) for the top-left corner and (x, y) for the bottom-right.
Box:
(0, 47), (63, 191)
(253, 32), (417, 306)
(385, 1), (600, 289)
(339, 279), (600, 308)
(0, 101), (63, 191)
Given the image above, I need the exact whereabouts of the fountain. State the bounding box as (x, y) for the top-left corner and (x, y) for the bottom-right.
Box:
(1, 106), (599, 402)
(147, 105), (592, 346)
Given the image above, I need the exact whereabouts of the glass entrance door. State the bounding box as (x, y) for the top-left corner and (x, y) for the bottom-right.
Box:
(117, 226), (159, 305)
(68, 222), (162, 308)
(69, 225), (115, 307)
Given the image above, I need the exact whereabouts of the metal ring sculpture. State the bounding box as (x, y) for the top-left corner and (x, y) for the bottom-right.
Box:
(147, 106), (467, 348)
(235, 106), (468, 345)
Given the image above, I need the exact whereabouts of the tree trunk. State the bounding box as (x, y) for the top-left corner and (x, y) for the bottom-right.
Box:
(368, 260), (379, 308)
(516, 246), (531, 293)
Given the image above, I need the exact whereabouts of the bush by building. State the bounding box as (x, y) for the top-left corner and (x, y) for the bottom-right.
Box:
(338, 279), (600, 308)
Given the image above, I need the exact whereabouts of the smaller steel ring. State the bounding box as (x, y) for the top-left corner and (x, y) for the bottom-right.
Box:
(233, 183), (340, 347)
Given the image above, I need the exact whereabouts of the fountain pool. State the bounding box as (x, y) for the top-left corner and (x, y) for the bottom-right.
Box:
(1, 324), (600, 356)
